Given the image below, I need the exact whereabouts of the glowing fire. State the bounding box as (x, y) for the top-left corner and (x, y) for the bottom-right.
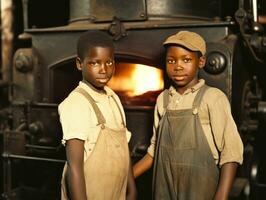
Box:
(108, 63), (164, 96)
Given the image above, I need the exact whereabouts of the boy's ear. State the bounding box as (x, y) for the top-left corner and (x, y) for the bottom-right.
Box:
(198, 56), (206, 69)
(76, 57), (82, 71)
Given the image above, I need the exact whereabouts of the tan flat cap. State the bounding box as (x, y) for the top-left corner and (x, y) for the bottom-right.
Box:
(163, 31), (206, 56)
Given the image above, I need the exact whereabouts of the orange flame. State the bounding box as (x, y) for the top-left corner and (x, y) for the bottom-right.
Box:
(108, 63), (164, 96)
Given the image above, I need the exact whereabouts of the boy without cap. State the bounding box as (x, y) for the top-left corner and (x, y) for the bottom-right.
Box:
(59, 30), (136, 200)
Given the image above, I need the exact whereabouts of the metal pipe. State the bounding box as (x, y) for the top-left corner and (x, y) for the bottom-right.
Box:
(2, 153), (66, 163)
(1, 0), (14, 83)
(19, 0), (31, 40)
(252, 0), (258, 22)
(21, 0), (29, 29)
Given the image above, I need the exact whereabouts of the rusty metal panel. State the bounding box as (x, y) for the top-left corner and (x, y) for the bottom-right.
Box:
(70, 0), (147, 23)
(3, 131), (26, 155)
(27, 25), (231, 103)
(13, 48), (37, 102)
(147, 0), (221, 19)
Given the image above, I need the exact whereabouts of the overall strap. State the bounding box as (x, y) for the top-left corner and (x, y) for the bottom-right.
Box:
(110, 95), (126, 127)
(74, 87), (106, 125)
(163, 89), (169, 109)
(192, 84), (221, 161)
(192, 85), (210, 108)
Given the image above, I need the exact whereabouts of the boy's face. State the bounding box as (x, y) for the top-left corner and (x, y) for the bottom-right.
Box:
(76, 46), (115, 90)
(166, 46), (205, 93)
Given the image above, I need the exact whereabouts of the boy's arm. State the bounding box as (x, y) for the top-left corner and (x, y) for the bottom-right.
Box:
(126, 152), (137, 200)
(214, 162), (238, 200)
(66, 139), (87, 200)
(133, 153), (153, 178)
(206, 89), (243, 199)
(132, 92), (160, 178)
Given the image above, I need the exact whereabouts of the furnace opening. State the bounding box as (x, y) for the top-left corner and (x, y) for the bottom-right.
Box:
(51, 60), (164, 106)
(107, 63), (164, 107)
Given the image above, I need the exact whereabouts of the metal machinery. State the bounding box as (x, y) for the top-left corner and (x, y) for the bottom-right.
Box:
(0, 0), (266, 199)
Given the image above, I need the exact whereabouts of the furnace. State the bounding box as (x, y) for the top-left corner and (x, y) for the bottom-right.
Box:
(1, 0), (266, 199)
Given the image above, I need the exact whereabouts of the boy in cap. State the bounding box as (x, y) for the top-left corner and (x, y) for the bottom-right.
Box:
(59, 30), (136, 200)
(133, 31), (243, 199)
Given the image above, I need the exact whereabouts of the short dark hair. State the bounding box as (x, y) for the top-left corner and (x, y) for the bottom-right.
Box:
(77, 30), (114, 60)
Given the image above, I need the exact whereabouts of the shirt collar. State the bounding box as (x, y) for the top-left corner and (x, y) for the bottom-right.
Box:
(169, 79), (205, 96)
(79, 81), (114, 102)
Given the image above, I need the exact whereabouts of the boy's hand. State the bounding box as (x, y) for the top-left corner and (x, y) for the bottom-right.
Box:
(133, 153), (153, 178)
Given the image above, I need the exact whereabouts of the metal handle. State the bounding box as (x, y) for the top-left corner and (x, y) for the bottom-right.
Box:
(252, 0), (258, 22)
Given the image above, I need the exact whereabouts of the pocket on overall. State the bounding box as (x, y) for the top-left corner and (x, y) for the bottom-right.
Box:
(164, 113), (197, 150)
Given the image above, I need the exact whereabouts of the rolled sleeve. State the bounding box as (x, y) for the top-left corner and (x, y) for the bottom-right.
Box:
(126, 129), (132, 142)
(147, 94), (164, 157)
(147, 131), (156, 157)
(208, 91), (244, 167)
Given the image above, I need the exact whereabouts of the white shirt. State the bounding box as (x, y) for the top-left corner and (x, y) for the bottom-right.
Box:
(58, 81), (131, 161)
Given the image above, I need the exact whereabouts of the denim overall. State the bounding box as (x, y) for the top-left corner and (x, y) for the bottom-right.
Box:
(153, 85), (219, 200)
(61, 87), (129, 200)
